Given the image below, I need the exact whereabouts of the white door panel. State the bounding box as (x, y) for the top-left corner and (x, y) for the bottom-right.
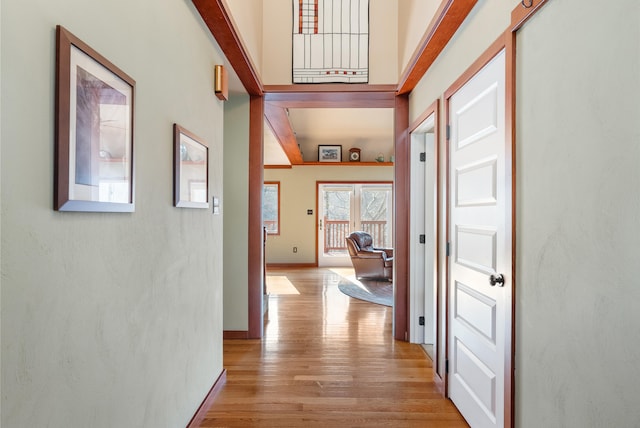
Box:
(448, 49), (508, 428)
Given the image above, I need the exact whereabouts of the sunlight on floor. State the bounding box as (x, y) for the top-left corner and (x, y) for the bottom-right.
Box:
(328, 267), (356, 281)
(265, 275), (300, 295)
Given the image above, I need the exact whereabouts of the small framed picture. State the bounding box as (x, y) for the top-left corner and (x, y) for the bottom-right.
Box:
(318, 145), (342, 162)
(174, 124), (209, 209)
(54, 25), (135, 212)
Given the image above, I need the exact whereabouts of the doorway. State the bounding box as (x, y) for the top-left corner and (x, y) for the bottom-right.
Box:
(317, 182), (393, 267)
(409, 110), (438, 369)
(445, 46), (512, 428)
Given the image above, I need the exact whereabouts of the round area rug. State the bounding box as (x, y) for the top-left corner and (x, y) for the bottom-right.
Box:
(338, 278), (393, 307)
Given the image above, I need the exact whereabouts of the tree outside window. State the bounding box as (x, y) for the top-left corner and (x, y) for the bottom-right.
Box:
(263, 182), (280, 234)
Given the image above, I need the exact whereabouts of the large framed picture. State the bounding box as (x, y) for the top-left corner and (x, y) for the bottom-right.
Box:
(174, 124), (209, 209)
(318, 145), (342, 163)
(54, 25), (135, 212)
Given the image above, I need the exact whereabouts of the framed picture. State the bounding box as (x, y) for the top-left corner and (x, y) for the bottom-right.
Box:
(318, 145), (342, 162)
(174, 124), (209, 209)
(54, 25), (135, 212)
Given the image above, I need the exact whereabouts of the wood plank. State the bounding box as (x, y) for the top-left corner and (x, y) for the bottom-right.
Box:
(397, 0), (478, 95)
(196, 267), (468, 427)
(248, 95), (264, 338)
(192, 0), (262, 95)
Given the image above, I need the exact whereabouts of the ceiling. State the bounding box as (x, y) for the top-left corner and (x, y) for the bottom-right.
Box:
(264, 107), (395, 166)
(208, 2), (470, 166)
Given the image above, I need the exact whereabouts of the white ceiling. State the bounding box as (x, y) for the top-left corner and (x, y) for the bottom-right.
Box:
(263, 107), (395, 165)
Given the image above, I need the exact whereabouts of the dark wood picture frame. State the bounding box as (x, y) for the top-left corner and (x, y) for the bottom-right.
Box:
(318, 145), (342, 162)
(54, 25), (135, 212)
(173, 124), (209, 209)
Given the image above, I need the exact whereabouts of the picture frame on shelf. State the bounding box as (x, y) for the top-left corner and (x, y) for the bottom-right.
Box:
(318, 145), (342, 162)
(54, 25), (135, 212)
(174, 124), (209, 209)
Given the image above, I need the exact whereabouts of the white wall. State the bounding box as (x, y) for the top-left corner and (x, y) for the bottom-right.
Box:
(397, 0), (440, 76)
(1, 0), (225, 426)
(264, 165), (393, 263)
(515, 0), (640, 425)
(224, 0), (264, 80)
(223, 95), (250, 331)
(261, 0), (398, 85)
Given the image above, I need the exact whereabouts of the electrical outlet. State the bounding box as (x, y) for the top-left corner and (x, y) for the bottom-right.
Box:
(293, 246), (298, 253)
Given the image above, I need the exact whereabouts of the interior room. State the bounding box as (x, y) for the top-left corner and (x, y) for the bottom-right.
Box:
(1, 0), (639, 427)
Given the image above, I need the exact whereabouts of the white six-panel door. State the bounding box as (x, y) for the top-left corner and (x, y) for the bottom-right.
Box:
(448, 49), (509, 428)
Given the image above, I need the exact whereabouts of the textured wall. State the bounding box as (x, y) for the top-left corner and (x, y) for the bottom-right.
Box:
(223, 95), (250, 331)
(516, 0), (640, 425)
(1, 0), (225, 425)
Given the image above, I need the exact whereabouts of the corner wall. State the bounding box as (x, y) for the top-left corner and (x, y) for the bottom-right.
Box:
(1, 1), (225, 426)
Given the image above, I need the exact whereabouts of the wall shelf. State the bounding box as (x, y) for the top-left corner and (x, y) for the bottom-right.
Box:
(298, 161), (394, 166)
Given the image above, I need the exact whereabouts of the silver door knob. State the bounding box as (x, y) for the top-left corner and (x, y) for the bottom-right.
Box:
(489, 273), (505, 287)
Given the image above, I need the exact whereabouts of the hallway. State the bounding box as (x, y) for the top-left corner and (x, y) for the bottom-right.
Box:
(198, 267), (468, 427)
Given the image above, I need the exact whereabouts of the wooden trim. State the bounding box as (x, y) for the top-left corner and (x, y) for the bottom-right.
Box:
(264, 84), (396, 93)
(263, 89), (397, 166)
(192, 0), (262, 95)
(264, 91), (396, 108)
(397, 0), (478, 95)
(265, 165), (293, 169)
(186, 369), (227, 428)
(315, 180), (394, 268)
(408, 98), (442, 383)
(264, 103), (304, 165)
(300, 162), (394, 167)
(264, 181), (281, 236)
(511, 0), (549, 32)
(223, 330), (249, 339)
(443, 30), (514, 425)
(248, 95), (264, 339)
(266, 263), (318, 268)
(409, 99), (439, 134)
(443, 34), (508, 100)
(393, 94), (410, 341)
(505, 28), (516, 428)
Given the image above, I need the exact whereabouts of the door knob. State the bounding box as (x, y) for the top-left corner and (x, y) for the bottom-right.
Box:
(489, 273), (505, 287)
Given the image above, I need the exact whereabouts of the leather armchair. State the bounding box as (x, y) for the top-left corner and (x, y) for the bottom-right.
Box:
(345, 231), (393, 280)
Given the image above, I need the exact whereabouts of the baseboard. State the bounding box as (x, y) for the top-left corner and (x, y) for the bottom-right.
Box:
(266, 263), (317, 268)
(186, 369), (227, 428)
(223, 330), (249, 339)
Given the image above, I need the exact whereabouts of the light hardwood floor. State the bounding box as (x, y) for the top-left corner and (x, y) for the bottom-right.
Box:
(198, 267), (468, 427)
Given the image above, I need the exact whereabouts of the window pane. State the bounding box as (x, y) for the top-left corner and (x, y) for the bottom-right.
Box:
(263, 183), (279, 234)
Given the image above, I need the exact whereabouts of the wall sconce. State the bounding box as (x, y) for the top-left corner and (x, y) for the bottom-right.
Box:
(214, 65), (228, 101)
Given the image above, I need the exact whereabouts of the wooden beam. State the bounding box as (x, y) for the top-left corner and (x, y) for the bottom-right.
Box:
(192, 0), (262, 95)
(397, 0), (478, 95)
(393, 93), (410, 341)
(511, 0), (549, 31)
(248, 95), (264, 339)
(264, 103), (304, 165)
(264, 90), (396, 109)
(264, 84), (397, 93)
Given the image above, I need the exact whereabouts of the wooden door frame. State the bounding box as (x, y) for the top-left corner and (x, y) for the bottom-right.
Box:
(193, 0), (479, 341)
(442, 30), (515, 426)
(407, 99), (442, 376)
(316, 181), (394, 267)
